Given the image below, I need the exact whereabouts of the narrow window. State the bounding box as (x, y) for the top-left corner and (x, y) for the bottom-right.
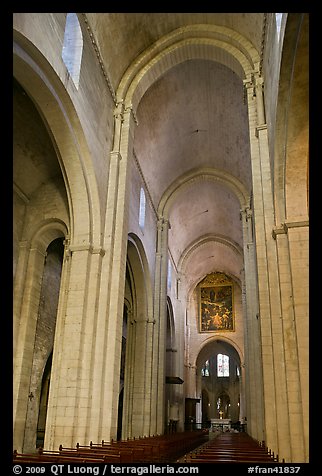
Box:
(62, 13), (83, 88)
(201, 360), (210, 377)
(167, 258), (172, 290)
(275, 13), (283, 42)
(217, 354), (229, 377)
(139, 187), (146, 229)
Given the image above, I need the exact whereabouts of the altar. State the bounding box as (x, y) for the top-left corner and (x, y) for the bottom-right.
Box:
(211, 418), (231, 432)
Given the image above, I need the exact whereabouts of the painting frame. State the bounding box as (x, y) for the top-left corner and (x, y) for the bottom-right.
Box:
(199, 273), (234, 333)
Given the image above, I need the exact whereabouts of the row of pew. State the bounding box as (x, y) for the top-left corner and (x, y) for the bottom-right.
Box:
(177, 431), (282, 463)
(13, 429), (209, 464)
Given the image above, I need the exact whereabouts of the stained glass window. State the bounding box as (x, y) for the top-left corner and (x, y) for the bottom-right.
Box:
(217, 353), (229, 377)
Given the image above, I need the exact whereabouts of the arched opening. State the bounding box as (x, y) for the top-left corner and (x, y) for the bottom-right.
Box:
(216, 392), (230, 419)
(120, 235), (153, 439)
(23, 236), (64, 452)
(196, 338), (243, 432)
(13, 30), (101, 451)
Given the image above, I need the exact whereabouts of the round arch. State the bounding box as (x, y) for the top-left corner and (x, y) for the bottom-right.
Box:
(127, 233), (153, 318)
(13, 31), (102, 248)
(121, 233), (154, 438)
(13, 218), (68, 348)
(273, 13), (309, 223)
(158, 167), (250, 220)
(117, 24), (260, 112)
(179, 234), (243, 273)
(195, 336), (244, 426)
(13, 219), (68, 452)
(29, 219), (68, 253)
(195, 335), (244, 371)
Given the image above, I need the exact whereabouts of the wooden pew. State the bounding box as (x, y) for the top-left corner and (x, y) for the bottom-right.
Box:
(177, 431), (277, 464)
(13, 450), (106, 464)
(14, 429), (209, 464)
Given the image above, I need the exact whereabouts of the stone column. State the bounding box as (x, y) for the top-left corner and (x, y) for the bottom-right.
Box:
(174, 273), (185, 432)
(288, 224), (309, 462)
(44, 242), (104, 449)
(13, 240), (30, 353)
(43, 238), (71, 449)
(151, 217), (169, 435)
(86, 146), (123, 443)
(240, 206), (264, 442)
(185, 363), (198, 399)
(46, 100), (136, 447)
(98, 103), (135, 442)
(122, 309), (135, 438)
(272, 219), (309, 461)
(245, 71), (291, 460)
(122, 305), (155, 438)
(239, 363), (246, 425)
(122, 312), (155, 438)
(143, 315), (155, 436)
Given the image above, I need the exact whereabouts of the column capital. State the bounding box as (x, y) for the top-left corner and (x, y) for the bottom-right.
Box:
(124, 102), (139, 126)
(254, 73), (264, 87)
(240, 206), (252, 222)
(66, 242), (105, 257)
(114, 100), (125, 121)
(110, 151), (122, 162)
(272, 223), (287, 240)
(19, 239), (31, 250)
(91, 247), (106, 257)
(255, 124), (268, 137)
(272, 219), (309, 239)
(29, 246), (47, 258)
(157, 216), (170, 230)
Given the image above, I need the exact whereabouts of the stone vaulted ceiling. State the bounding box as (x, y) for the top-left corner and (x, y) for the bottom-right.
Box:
(85, 13), (264, 288)
(13, 13), (265, 291)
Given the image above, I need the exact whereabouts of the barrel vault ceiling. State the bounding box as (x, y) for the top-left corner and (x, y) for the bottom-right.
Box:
(86, 13), (262, 287)
(15, 13), (266, 289)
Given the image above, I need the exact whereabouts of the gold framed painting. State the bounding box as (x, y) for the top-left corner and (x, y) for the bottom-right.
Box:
(199, 273), (234, 332)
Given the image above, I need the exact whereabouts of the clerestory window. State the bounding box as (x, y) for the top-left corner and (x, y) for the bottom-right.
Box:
(275, 13), (283, 42)
(62, 13), (83, 88)
(139, 187), (146, 230)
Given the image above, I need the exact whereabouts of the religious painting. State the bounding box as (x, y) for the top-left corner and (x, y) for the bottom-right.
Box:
(199, 273), (234, 332)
